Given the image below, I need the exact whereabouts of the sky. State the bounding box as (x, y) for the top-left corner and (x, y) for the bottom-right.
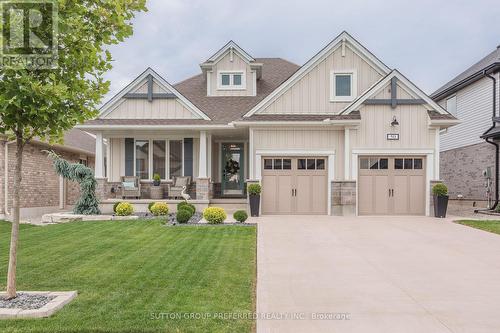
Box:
(103, 0), (500, 102)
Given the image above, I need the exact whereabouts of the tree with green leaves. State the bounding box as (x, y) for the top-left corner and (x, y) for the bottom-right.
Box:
(0, 0), (147, 299)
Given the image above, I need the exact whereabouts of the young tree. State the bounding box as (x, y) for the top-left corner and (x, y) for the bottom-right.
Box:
(0, 0), (146, 299)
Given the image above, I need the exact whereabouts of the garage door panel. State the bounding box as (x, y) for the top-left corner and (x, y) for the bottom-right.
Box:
(311, 175), (328, 214)
(295, 175), (311, 214)
(277, 175), (293, 214)
(374, 176), (390, 215)
(393, 175), (409, 215)
(409, 175), (425, 215)
(262, 175), (278, 214)
(358, 175), (373, 215)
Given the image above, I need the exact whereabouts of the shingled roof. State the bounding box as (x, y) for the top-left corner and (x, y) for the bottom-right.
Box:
(432, 46), (500, 100)
(174, 58), (300, 123)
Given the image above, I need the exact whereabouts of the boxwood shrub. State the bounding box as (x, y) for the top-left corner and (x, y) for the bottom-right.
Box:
(233, 210), (248, 223)
(148, 202), (155, 213)
(177, 201), (195, 215)
(150, 202), (169, 216)
(113, 202), (121, 213)
(176, 208), (192, 223)
(203, 207), (226, 224)
(432, 183), (448, 196)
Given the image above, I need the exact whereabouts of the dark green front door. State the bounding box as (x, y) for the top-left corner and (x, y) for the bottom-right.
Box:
(221, 143), (244, 196)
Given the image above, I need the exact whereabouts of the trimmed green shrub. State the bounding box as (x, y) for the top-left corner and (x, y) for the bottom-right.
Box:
(115, 202), (134, 216)
(248, 183), (261, 196)
(233, 210), (248, 223)
(150, 202), (169, 216)
(113, 202), (121, 213)
(148, 202), (155, 213)
(177, 201), (195, 215)
(176, 209), (192, 223)
(203, 207), (226, 224)
(153, 173), (161, 182)
(432, 183), (448, 196)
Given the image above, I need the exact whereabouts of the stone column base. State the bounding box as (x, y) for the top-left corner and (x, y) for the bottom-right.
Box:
(332, 181), (356, 216)
(196, 178), (210, 200)
(95, 178), (108, 202)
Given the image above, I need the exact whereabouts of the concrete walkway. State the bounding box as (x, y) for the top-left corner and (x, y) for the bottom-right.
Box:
(256, 215), (500, 333)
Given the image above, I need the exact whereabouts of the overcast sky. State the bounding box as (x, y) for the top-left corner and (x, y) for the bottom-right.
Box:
(103, 0), (500, 101)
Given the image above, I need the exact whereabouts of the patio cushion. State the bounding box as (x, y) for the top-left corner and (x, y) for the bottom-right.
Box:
(122, 181), (136, 189)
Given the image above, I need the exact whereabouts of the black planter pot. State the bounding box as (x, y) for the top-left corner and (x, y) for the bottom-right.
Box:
(249, 195), (260, 217)
(433, 195), (449, 218)
(153, 180), (161, 186)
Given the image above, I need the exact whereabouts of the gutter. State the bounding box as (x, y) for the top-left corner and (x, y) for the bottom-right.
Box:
(75, 124), (236, 131)
(432, 63), (500, 101)
(231, 119), (361, 127)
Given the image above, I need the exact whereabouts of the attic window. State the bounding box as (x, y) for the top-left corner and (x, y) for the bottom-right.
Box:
(218, 71), (245, 90)
(330, 70), (357, 102)
(446, 95), (457, 115)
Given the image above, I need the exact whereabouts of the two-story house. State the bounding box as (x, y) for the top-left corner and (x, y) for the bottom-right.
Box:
(432, 46), (500, 208)
(78, 31), (458, 216)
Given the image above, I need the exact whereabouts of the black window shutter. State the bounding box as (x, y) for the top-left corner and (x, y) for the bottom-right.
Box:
(183, 138), (193, 177)
(125, 138), (134, 176)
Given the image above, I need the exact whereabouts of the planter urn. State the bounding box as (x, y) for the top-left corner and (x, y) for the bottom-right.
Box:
(433, 195), (449, 218)
(249, 195), (260, 217)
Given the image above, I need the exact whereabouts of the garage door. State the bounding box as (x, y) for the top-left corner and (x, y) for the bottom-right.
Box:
(261, 157), (328, 215)
(358, 156), (425, 215)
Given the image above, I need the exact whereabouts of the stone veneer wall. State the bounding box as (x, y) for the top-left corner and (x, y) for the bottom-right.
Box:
(332, 181), (356, 216)
(0, 140), (94, 214)
(97, 180), (198, 200)
(440, 142), (496, 201)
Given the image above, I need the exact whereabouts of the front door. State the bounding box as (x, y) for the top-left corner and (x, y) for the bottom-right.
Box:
(221, 143), (245, 196)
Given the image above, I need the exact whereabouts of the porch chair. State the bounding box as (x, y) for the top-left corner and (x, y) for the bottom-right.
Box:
(121, 176), (141, 199)
(168, 176), (191, 199)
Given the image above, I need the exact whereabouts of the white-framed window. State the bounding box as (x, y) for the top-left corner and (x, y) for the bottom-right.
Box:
(446, 95), (457, 115)
(133, 139), (184, 181)
(330, 70), (357, 102)
(217, 71), (246, 90)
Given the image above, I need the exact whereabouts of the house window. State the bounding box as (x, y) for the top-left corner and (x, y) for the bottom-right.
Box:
(78, 158), (88, 167)
(135, 140), (149, 179)
(169, 140), (183, 178)
(331, 71), (357, 102)
(446, 95), (457, 115)
(153, 140), (166, 179)
(218, 71), (245, 90)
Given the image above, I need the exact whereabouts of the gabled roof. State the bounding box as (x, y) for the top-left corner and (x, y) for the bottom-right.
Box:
(432, 46), (500, 100)
(98, 67), (211, 120)
(340, 70), (452, 116)
(244, 31), (391, 117)
(203, 40), (255, 64)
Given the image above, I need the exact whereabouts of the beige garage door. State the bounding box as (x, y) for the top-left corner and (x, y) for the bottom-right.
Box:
(261, 157), (328, 215)
(358, 156), (425, 215)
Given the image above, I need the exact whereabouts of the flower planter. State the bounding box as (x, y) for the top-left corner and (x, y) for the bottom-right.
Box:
(249, 195), (260, 217)
(433, 195), (449, 218)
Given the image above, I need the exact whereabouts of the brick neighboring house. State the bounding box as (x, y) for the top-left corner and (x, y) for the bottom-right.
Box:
(0, 129), (95, 222)
(432, 46), (500, 205)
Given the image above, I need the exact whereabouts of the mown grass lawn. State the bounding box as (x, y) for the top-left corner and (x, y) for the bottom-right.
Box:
(0, 220), (256, 333)
(456, 220), (500, 235)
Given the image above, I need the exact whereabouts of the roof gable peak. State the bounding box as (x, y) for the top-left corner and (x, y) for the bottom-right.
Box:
(204, 40), (255, 64)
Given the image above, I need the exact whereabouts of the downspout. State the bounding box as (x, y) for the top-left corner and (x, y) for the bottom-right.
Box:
(483, 72), (498, 210)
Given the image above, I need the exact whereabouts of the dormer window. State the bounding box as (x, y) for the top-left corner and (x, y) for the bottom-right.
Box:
(218, 71), (246, 90)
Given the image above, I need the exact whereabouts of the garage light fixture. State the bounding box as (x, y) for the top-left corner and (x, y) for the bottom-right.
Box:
(391, 116), (399, 127)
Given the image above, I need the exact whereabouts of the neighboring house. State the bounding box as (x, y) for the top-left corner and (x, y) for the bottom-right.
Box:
(0, 129), (96, 222)
(432, 46), (500, 204)
(78, 31), (458, 216)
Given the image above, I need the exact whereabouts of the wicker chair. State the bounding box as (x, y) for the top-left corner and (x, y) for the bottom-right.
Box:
(167, 176), (191, 199)
(121, 176), (141, 199)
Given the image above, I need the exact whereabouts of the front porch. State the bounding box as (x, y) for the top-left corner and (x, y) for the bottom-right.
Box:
(92, 127), (250, 206)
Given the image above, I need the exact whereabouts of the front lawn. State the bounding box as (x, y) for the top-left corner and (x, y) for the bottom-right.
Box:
(456, 220), (500, 235)
(0, 220), (256, 333)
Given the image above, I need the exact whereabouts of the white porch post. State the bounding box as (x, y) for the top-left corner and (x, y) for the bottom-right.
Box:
(344, 127), (350, 180)
(95, 132), (105, 178)
(199, 130), (207, 178)
(207, 133), (212, 179)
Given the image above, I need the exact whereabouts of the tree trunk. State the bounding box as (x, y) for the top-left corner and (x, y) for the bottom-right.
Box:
(6, 135), (24, 299)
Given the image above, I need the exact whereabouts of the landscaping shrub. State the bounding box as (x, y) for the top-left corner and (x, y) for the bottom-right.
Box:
(113, 202), (121, 213)
(177, 201), (195, 215)
(247, 183), (261, 196)
(150, 202), (169, 216)
(176, 208), (192, 223)
(432, 183), (448, 196)
(115, 202), (134, 216)
(203, 207), (226, 224)
(148, 202), (155, 213)
(233, 210), (248, 223)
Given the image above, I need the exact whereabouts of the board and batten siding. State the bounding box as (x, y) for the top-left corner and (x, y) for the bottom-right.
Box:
(439, 74), (500, 152)
(104, 80), (200, 120)
(251, 128), (344, 180)
(208, 51), (256, 97)
(259, 45), (382, 115)
(353, 104), (435, 149)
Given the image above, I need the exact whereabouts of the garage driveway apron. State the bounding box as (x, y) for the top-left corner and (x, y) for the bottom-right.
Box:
(256, 216), (500, 333)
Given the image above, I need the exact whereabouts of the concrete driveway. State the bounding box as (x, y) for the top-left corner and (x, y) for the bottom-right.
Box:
(256, 216), (500, 333)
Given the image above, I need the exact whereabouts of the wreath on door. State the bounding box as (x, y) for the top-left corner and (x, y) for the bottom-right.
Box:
(224, 159), (240, 176)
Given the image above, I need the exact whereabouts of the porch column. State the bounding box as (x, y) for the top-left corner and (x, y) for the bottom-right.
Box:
(207, 133), (212, 179)
(198, 131), (207, 178)
(95, 131), (105, 178)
